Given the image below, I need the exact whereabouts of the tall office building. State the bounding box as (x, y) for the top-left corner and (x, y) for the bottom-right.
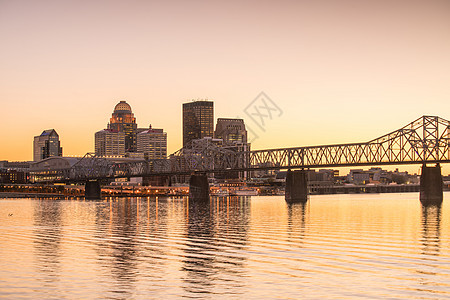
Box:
(137, 126), (167, 159)
(214, 118), (248, 144)
(33, 129), (63, 161)
(182, 100), (214, 146)
(95, 129), (125, 157)
(108, 101), (137, 152)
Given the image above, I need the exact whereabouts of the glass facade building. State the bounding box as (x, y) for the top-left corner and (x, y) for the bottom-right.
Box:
(182, 100), (214, 147)
(33, 129), (63, 162)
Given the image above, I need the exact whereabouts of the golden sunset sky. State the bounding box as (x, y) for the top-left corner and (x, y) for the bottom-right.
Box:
(1, 0), (449, 173)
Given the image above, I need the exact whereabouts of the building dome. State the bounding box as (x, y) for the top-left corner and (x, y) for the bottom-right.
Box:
(114, 101), (132, 112)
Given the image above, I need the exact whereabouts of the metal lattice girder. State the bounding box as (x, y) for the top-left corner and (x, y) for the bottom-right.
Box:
(56, 153), (150, 181)
(163, 138), (248, 174)
(67, 153), (114, 180)
(247, 116), (450, 170)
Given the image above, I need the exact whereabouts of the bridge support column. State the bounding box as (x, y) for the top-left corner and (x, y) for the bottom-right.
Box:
(85, 180), (101, 200)
(420, 164), (443, 206)
(285, 169), (308, 203)
(189, 174), (209, 202)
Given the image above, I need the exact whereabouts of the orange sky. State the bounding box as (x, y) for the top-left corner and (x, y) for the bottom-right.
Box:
(1, 0), (449, 173)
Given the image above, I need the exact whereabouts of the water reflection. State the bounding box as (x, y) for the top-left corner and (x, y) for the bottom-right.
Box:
(414, 204), (443, 292)
(287, 202), (308, 244)
(33, 199), (63, 285)
(95, 199), (139, 299)
(140, 197), (168, 274)
(182, 196), (250, 296)
(420, 204), (442, 256)
(2, 195), (450, 299)
(183, 199), (215, 294)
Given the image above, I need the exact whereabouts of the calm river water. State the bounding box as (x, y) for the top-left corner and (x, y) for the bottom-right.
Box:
(1, 193), (450, 299)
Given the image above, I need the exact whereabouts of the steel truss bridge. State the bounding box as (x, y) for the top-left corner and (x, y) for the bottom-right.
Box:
(36, 116), (450, 182)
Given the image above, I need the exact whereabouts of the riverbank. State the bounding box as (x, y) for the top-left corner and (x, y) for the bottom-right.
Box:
(0, 192), (68, 199)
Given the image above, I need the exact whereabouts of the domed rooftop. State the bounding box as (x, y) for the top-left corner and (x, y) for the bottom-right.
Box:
(114, 101), (132, 112)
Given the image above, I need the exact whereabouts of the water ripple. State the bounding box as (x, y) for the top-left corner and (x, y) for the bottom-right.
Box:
(1, 195), (450, 299)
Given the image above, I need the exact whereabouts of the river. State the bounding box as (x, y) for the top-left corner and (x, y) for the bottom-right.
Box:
(1, 193), (449, 299)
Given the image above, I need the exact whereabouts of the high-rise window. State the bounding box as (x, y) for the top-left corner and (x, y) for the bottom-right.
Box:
(182, 101), (214, 147)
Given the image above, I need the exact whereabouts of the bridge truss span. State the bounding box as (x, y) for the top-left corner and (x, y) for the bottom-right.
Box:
(59, 153), (150, 182)
(249, 116), (450, 169)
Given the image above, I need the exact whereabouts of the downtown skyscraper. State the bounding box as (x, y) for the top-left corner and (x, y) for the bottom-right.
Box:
(107, 101), (138, 152)
(182, 100), (214, 147)
(33, 129), (63, 161)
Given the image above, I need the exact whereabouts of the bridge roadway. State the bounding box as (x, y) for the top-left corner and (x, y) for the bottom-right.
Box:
(31, 115), (449, 205)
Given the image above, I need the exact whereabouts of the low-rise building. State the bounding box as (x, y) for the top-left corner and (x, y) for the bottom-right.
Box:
(0, 169), (29, 184)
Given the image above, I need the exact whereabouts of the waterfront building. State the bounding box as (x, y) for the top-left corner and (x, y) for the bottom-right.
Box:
(137, 125), (167, 160)
(108, 101), (138, 152)
(182, 100), (214, 146)
(95, 129), (125, 157)
(347, 168), (391, 184)
(0, 169), (29, 184)
(347, 169), (370, 184)
(33, 129), (62, 162)
(214, 118), (248, 144)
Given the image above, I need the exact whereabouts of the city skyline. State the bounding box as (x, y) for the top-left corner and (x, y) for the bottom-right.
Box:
(17, 103), (450, 176)
(1, 0), (449, 175)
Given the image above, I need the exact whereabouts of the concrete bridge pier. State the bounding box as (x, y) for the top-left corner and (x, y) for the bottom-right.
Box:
(420, 164), (443, 206)
(285, 169), (308, 203)
(85, 180), (101, 200)
(189, 174), (210, 202)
